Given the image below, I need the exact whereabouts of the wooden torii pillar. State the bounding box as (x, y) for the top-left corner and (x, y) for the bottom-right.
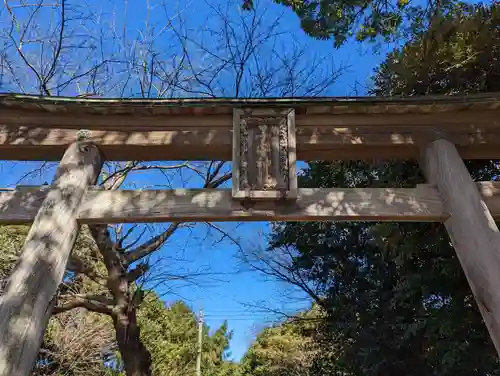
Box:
(422, 138), (500, 354)
(0, 142), (102, 376)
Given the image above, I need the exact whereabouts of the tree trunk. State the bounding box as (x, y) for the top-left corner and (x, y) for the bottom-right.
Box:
(113, 308), (152, 376)
(90, 224), (152, 376)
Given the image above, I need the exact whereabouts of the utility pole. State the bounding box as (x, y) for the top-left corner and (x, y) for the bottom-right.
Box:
(196, 310), (203, 376)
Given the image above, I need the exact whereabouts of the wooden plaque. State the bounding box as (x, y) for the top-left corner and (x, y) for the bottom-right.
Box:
(232, 108), (297, 200)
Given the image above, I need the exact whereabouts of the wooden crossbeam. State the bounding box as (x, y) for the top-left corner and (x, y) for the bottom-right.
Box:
(1, 110), (500, 160)
(1, 182), (500, 224)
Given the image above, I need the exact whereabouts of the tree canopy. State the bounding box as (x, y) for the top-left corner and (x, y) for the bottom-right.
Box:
(136, 296), (235, 376)
(240, 307), (326, 376)
(372, 1), (500, 95)
(244, 0), (459, 47)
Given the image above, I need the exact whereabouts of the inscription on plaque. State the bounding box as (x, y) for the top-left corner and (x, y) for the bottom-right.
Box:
(232, 108), (297, 200)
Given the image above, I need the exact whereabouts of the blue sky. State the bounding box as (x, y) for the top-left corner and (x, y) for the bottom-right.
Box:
(0, 0), (395, 361)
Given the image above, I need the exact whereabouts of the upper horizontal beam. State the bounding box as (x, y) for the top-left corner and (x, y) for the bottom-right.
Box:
(1, 92), (500, 161)
(1, 109), (500, 160)
(1, 182), (499, 224)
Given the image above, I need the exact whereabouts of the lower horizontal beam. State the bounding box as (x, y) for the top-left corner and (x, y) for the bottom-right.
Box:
(1, 182), (499, 224)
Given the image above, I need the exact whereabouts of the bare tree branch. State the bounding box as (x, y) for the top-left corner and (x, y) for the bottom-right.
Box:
(124, 223), (181, 266)
(53, 294), (114, 315)
(242, 244), (328, 311)
(66, 255), (105, 284)
(43, 0), (66, 85)
(126, 263), (149, 283)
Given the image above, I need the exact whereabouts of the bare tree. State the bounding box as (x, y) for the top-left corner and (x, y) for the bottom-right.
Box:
(33, 308), (116, 376)
(0, 0), (341, 375)
(240, 230), (329, 312)
(163, 0), (342, 98)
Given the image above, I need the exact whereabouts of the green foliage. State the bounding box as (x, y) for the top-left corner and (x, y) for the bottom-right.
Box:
(243, 0), (456, 47)
(137, 294), (236, 376)
(269, 160), (500, 375)
(264, 2), (500, 374)
(372, 2), (500, 96)
(0, 225), (29, 284)
(241, 307), (335, 376)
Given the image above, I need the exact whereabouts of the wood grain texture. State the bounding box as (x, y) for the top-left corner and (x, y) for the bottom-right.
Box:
(422, 139), (500, 356)
(0, 143), (102, 376)
(2, 109), (500, 128)
(1, 109), (500, 160)
(1, 182), (500, 224)
(78, 186), (446, 223)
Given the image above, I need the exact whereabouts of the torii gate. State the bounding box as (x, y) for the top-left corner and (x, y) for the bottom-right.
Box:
(1, 93), (500, 375)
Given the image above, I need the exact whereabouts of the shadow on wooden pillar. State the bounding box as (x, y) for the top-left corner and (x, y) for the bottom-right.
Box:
(0, 142), (102, 376)
(421, 138), (500, 356)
